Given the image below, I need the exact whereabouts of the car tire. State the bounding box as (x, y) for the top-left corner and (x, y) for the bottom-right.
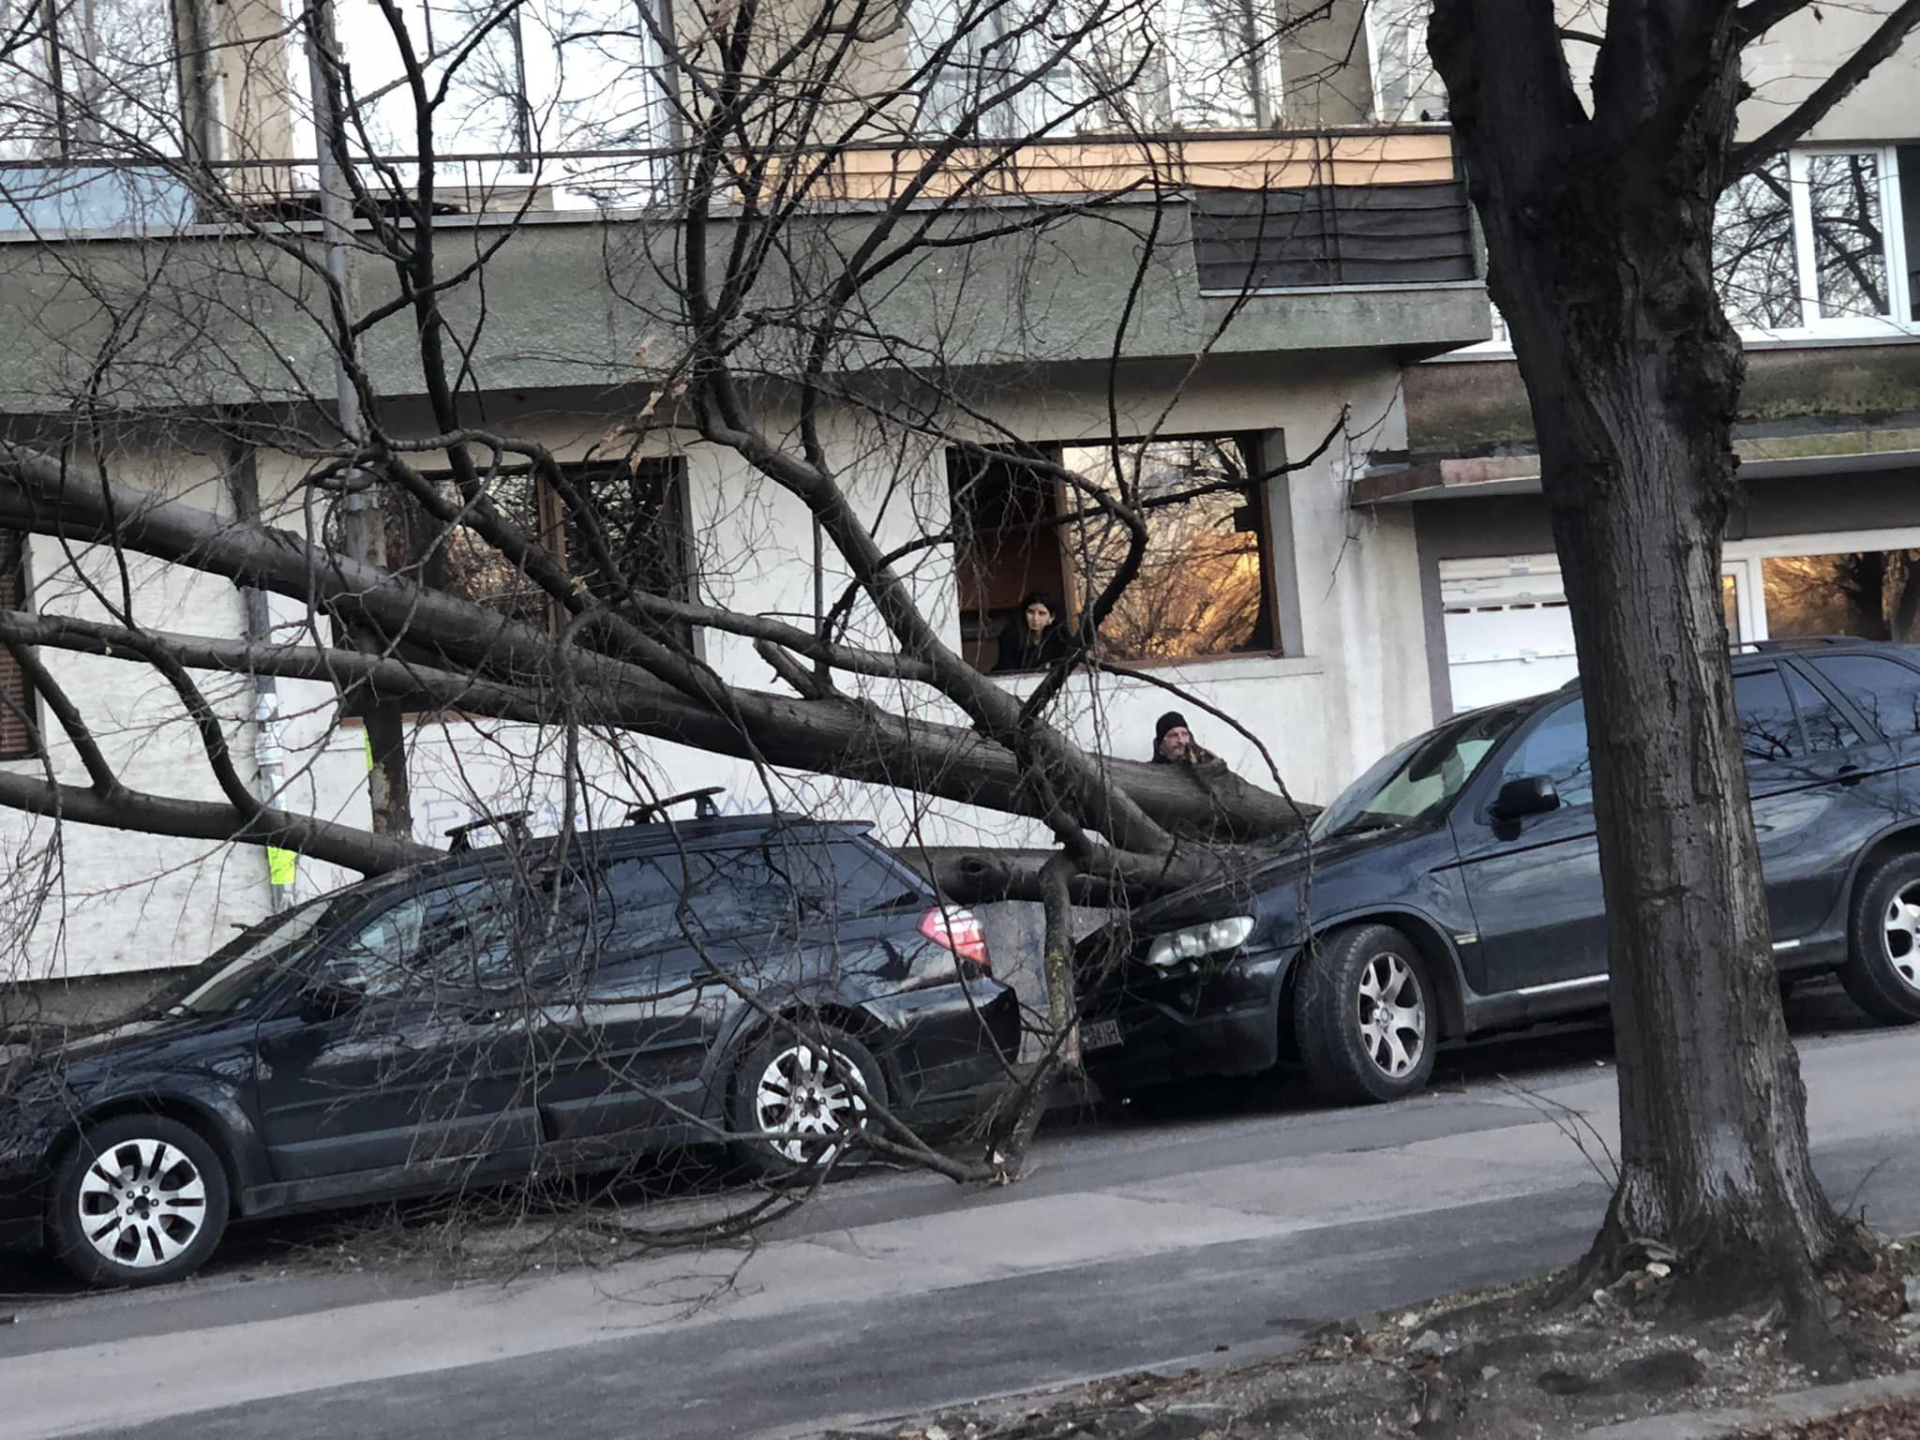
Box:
(48, 1114), (230, 1288)
(729, 1022), (888, 1180)
(1839, 851), (1920, 1025)
(1293, 923), (1438, 1105)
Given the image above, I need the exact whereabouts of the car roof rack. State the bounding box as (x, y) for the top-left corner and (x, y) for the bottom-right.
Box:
(445, 809), (531, 853)
(1734, 636), (1875, 653)
(627, 786), (725, 824)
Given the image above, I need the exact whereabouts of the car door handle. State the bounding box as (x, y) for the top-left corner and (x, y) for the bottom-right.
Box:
(1836, 764), (1865, 787)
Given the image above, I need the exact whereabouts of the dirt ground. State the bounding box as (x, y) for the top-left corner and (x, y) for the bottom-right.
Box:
(835, 1243), (1920, 1440)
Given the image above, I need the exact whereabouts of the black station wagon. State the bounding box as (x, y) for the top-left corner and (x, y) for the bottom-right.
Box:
(1075, 639), (1920, 1104)
(0, 804), (1017, 1287)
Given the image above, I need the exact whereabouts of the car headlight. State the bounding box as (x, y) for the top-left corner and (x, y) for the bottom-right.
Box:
(1144, 915), (1255, 968)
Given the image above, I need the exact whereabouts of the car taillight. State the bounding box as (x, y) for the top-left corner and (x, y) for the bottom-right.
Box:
(919, 906), (991, 976)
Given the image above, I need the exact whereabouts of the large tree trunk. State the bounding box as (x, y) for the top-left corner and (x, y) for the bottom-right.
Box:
(1431, 0), (1856, 1358)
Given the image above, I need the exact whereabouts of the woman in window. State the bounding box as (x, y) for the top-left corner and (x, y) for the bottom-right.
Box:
(995, 591), (1072, 673)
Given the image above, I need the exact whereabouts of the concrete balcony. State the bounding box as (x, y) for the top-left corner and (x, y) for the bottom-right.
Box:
(0, 128), (1488, 414)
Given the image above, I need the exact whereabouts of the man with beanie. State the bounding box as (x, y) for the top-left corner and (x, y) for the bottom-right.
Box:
(1152, 711), (1217, 766)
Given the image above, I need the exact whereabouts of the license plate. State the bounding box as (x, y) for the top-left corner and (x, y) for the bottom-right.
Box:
(1080, 1019), (1123, 1051)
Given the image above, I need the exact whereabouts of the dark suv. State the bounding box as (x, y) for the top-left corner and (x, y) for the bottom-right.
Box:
(0, 811), (1017, 1287)
(1075, 639), (1920, 1105)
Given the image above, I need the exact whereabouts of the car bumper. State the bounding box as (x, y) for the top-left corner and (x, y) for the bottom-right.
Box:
(1077, 946), (1296, 1093)
(862, 977), (1022, 1116)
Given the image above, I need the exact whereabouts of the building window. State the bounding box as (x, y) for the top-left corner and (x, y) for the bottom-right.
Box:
(908, 0), (1279, 138)
(1760, 549), (1920, 644)
(1713, 147), (1919, 333)
(388, 458), (694, 647)
(1366, 0), (1445, 124)
(950, 435), (1281, 671)
(0, 529), (37, 761)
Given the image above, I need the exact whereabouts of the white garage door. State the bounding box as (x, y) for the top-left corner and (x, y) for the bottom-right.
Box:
(1440, 555), (1578, 713)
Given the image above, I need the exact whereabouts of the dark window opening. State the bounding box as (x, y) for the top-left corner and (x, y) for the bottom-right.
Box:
(0, 529), (37, 761)
(949, 435), (1281, 673)
(385, 458), (694, 649)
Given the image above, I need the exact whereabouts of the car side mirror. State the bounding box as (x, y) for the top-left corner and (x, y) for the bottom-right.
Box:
(1490, 775), (1561, 823)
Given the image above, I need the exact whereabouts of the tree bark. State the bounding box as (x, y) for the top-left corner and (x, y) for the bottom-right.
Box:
(1430, 0), (1855, 1357)
(0, 455), (1313, 863)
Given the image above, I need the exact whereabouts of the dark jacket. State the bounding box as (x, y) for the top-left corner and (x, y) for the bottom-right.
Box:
(995, 620), (1071, 673)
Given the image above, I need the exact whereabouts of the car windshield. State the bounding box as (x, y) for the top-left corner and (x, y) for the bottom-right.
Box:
(139, 885), (385, 1020)
(1312, 705), (1529, 841)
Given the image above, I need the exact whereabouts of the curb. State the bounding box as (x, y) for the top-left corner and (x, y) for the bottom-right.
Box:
(1577, 1371), (1920, 1438)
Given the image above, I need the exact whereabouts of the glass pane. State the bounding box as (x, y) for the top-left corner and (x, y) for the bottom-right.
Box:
(1060, 438), (1274, 663)
(1157, 0), (1277, 130)
(1733, 668), (1801, 763)
(1807, 152), (1891, 320)
(567, 459), (692, 647)
(1901, 147), (1920, 322)
(1809, 654), (1920, 740)
(907, 0), (1078, 138)
(1761, 550), (1920, 642)
(1721, 573), (1741, 642)
(1713, 156), (1801, 330)
(1500, 700), (1593, 809)
(1368, 0), (1444, 124)
(1784, 668), (1862, 754)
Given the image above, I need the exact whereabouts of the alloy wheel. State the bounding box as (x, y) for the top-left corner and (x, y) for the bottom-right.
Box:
(75, 1137), (210, 1269)
(1882, 882), (1920, 991)
(753, 1042), (869, 1165)
(1356, 953), (1427, 1079)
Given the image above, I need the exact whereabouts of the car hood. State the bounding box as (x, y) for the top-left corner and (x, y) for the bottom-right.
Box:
(1079, 823), (1416, 958)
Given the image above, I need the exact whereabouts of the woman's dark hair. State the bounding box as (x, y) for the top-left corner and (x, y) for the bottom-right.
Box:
(1021, 590), (1056, 612)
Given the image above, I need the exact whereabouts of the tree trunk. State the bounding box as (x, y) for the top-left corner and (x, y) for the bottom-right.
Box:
(1429, 0), (1859, 1361)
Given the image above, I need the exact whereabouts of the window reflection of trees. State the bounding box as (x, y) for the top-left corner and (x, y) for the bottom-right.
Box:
(1060, 438), (1275, 663)
(1807, 152), (1889, 320)
(1763, 551), (1920, 644)
(1713, 156), (1799, 330)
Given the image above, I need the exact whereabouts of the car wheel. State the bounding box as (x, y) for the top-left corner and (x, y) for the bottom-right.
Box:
(1839, 851), (1920, 1025)
(729, 1023), (887, 1180)
(1293, 923), (1438, 1104)
(48, 1114), (230, 1287)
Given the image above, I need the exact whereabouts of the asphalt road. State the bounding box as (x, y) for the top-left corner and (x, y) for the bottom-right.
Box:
(3, 986), (1917, 1440)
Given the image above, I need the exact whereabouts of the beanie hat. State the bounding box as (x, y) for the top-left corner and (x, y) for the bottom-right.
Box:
(1155, 711), (1189, 743)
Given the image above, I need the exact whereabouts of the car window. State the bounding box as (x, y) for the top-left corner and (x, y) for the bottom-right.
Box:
(1784, 667), (1864, 754)
(329, 878), (522, 998)
(1733, 668), (1802, 763)
(1312, 705), (1527, 839)
(1499, 700), (1594, 809)
(1807, 654), (1920, 740)
(761, 838), (926, 922)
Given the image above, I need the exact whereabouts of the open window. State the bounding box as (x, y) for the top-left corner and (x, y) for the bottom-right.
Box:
(949, 434), (1284, 672)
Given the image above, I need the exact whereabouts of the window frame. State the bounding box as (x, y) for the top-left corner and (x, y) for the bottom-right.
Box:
(395, 455), (697, 646)
(1778, 145), (1915, 338)
(0, 527), (39, 762)
(1450, 144), (1919, 361)
(947, 430), (1292, 673)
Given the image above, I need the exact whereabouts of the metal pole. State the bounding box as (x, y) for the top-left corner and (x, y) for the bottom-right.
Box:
(225, 438), (292, 912)
(305, 0), (413, 840)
